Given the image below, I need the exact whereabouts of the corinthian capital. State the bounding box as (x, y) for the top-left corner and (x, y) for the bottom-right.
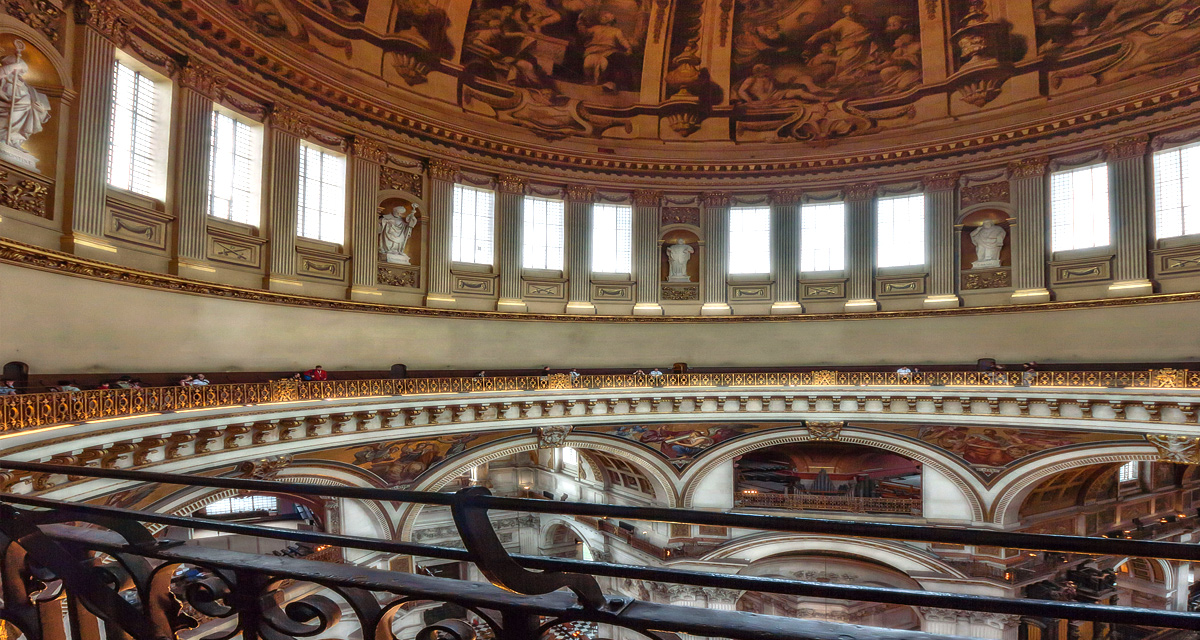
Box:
(565, 184), (596, 203)
(269, 105), (312, 138)
(700, 191), (731, 207)
(1104, 134), (1149, 160)
(843, 183), (877, 201)
(351, 137), (389, 164)
(498, 174), (527, 194)
(428, 158), (460, 182)
(179, 61), (228, 101)
(923, 172), (960, 192)
(76, 0), (130, 46)
(1008, 157), (1049, 179)
(632, 190), (663, 207)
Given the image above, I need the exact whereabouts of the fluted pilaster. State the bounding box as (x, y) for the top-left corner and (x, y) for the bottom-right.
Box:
(845, 184), (877, 311)
(497, 175), (526, 311)
(924, 173), (961, 308)
(172, 62), (226, 270)
(67, 26), (117, 244)
(770, 190), (802, 313)
(701, 192), (731, 315)
(347, 138), (386, 294)
(632, 190), (662, 315)
(1008, 158), (1051, 302)
(426, 159), (459, 306)
(264, 107), (305, 285)
(1106, 135), (1153, 296)
(564, 185), (595, 314)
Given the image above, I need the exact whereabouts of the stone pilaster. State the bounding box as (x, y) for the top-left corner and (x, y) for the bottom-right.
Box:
(497, 174), (527, 311)
(1106, 135), (1153, 297)
(632, 189), (663, 315)
(701, 192), (731, 315)
(844, 183), (878, 311)
(171, 62), (226, 275)
(919, 608), (961, 636)
(263, 106), (308, 289)
(1008, 157), (1051, 303)
(564, 185), (595, 314)
(425, 159), (459, 307)
(347, 137), (387, 299)
(923, 172), (961, 308)
(770, 190), (802, 314)
(66, 15), (124, 252)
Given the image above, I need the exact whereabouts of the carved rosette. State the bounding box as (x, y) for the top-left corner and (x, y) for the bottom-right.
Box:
(700, 191), (731, 208)
(632, 190), (663, 208)
(351, 138), (389, 165)
(1104, 134), (1149, 161)
(565, 185), (596, 203)
(77, 0), (130, 46)
(269, 105), (312, 138)
(843, 183), (877, 201)
(1008, 157), (1049, 180)
(770, 190), (802, 206)
(497, 174), (527, 195)
(923, 172), (960, 192)
(428, 159), (459, 182)
(178, 61), (228, 101)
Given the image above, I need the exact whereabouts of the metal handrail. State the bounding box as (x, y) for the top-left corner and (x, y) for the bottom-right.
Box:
(0, 368), (1194, 432)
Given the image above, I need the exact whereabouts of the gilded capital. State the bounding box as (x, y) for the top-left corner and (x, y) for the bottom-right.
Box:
(632, 189), (663, 207)
(565, 184), (596, 203)
(497, 174), (527, 194)
(843, 183), (876, 201)
(269, 104), (312, 138)
(351, 137), (389, 164)
(923, 172), (960, 192)
(1008, 157), (1049, 180)
(1104, 134), (1149, 161)
(76, 0), (130, 46)
(428, 158), (460, 182)
(700, 191), (731, 207)
(178, 61), (228, 101)
(770, 189), (802, 206)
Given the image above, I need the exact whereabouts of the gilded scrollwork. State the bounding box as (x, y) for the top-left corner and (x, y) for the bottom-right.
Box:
(0, 171), (49, 218)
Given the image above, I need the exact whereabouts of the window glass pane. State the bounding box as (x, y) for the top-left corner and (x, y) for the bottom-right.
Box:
(591, 204), (632, 273)
(1119, 461), (1139, 483)
(452, 184), (496, 264)
(876, 194), (926, 268)
(522, 197), (565, 270)
(1153, 143), (1200, 239)
(204, 495), (278, 515)
(107, 61), (162, 198)
(728, 207), (771, 274)
(801, 201), (846, 272)
(1051, 164), (1110, 252)
(296, 143), (346, 244)
(207, 110), (261, 226)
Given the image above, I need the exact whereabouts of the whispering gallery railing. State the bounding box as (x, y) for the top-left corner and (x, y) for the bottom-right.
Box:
(0, 368), (1195, 432)
(2, 460), (1200, 640)
(734, 492), (922, 515)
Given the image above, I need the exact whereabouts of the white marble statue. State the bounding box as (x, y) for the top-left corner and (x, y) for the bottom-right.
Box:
(666, 238), (694, 282)
(970, 220), (1006, 269)
(0, 41), (50, 151)
(379, 203), (419, 265)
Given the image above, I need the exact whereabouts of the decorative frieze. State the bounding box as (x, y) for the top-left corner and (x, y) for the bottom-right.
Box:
(700, 191), (731, 207)
(5, 0), (64, 42)
(805, 421), (844, 440)
(206, 227), (265, 268)
(350, 137), (389, 165)
(269, 105), (312, 138)
(454, 273), (497, 296)
(661, 207), (700, 227)
(296, 246), (348, 281)
(1052, 257), (1112, 284)
(923, 172), (960, 192)
(962, 268), (1011, 290)
(1008, 157), (1049, 179)
(0, 169), (50, 218)
(1104, 134), (1149, 160)
(729, 284), (770, 301)
(592, 281), (634, 301)
(523, 279), (566, 300)
(960, 181), (1010, 207)
(662, 284), (699, 300)
(877, 275), (926, 296)
(380, 167), (422, 197)
(632, 190), (663, 207)
(427, 159), (460, 182)
(378, 264), (420, 288)
(770, 189), (802, 205)
(844, 183), (877, 201)
(565, 184), (596, 203)
(105, 196), (170, 250)
(178, 61), (227, 100)
(1155, 246), (1200, 276)
(802, 281), (845, 299)
(497, 174), (527, 194)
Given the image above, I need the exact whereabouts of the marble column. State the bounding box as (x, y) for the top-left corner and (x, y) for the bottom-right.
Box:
(496, 174), (527, 312)
(632, 190), (663, 315)
(171, 62), (226, 275)
(565, 185), (596, 314)
(1106, 135), (1153, 297)
(770, 190), (802, 314)
(1008, 157), (1052, 303)
(66, 13), (125, 252)
(701, 192), (731, 315)
(263, 106), (307, 290)
(347, 137), (387, 299)
(844, 183), (878, 311)
(923, 172), (961, 308)
(425, 159), (459, 308)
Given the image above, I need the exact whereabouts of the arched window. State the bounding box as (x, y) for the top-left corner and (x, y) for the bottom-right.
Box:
(203, 495), (278, 516)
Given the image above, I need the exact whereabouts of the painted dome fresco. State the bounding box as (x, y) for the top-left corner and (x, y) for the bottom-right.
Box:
(129, 0), (1200, 176)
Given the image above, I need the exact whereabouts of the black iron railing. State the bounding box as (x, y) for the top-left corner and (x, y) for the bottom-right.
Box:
(1, 460), (1198, 640)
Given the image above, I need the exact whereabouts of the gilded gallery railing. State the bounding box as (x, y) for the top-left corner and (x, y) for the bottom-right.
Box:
(0, 369), (1195, 433)
(734, 492), (922, 515)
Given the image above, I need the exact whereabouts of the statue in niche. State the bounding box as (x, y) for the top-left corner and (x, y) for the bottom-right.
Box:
(379, 203), (420, 264)
(0, 40), (51, 163)
(969, 220), (1006, 269)
(665, 239), (694, 282)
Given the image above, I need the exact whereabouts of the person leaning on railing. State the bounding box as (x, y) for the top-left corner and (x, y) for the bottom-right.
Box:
(0, 379), (16, 395)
